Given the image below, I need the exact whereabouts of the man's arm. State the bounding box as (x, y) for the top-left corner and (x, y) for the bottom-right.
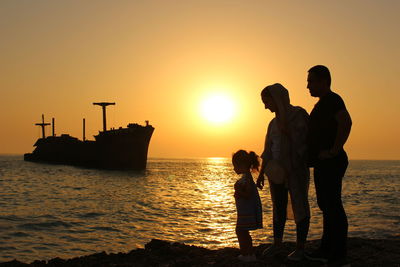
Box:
(331, 109), (352, 154)
(319, 108), (352, 159)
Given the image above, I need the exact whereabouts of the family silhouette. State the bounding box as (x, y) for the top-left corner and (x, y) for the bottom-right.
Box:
(232, 65), (352, 266)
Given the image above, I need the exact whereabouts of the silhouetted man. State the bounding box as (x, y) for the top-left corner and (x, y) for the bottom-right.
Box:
(306, 65), (352, 266)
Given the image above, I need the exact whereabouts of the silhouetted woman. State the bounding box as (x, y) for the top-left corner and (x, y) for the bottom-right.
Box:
(256, 83), (310, 261)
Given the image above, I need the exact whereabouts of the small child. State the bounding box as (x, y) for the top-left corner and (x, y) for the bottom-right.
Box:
(232, 150), (263, 262)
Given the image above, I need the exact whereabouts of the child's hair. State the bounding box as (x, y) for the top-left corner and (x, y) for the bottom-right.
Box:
(232, 150), (260, 172)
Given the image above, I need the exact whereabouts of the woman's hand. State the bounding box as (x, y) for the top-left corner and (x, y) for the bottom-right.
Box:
(256, 173), (265, 189)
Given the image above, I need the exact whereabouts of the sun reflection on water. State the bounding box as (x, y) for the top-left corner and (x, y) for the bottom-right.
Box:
(9, 158), (400, 262)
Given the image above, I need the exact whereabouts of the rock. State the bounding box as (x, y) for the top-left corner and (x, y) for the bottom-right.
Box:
(0, 259), (30, 267)
(0, 237), (399, 267)
(47, 257), (65, 266)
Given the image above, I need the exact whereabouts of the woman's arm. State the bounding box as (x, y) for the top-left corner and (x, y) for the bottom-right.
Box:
(257, 159), (267, 189)
(257, 122), (273, 189)
(291, 110), (309, 163)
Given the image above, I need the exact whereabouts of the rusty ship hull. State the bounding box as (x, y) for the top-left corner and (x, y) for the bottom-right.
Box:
(24, 123), (154, 170)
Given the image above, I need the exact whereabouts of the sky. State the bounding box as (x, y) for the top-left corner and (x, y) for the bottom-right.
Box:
(1, 0), (399, 159)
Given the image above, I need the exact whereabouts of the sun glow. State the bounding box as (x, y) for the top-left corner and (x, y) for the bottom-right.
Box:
(200, 94), (236, 124)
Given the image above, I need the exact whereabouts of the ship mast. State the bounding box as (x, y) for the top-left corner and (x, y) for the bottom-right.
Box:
(35, 114), (51, 139)
(93, 102), (115, 132)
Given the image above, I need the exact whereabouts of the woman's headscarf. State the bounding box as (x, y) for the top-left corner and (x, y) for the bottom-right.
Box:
(263, 83), (292, 132)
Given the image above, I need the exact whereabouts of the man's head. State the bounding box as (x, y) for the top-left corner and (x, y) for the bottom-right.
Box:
(307, 65), (331, 97)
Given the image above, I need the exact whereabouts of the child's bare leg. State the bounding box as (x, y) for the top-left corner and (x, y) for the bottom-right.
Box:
(247, 231), (254, 255)
(236, 228), (253, 255)
(236, 227), (246, 254)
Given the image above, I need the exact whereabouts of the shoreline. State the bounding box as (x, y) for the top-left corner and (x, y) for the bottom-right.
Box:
(1, 237), (399, 267)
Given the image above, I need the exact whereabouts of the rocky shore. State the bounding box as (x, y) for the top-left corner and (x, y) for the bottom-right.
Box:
(1, 237), (399, 267)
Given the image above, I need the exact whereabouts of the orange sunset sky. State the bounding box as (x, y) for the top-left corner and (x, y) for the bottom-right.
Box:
(1, 1), (399, 159)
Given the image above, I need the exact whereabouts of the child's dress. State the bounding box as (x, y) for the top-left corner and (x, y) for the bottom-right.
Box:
(235, 173), (263, 230)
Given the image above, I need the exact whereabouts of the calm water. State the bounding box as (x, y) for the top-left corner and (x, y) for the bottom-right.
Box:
(0, 155), (399, 263)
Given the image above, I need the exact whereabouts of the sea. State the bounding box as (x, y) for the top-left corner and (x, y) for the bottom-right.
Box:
(0, 155), (399, 263)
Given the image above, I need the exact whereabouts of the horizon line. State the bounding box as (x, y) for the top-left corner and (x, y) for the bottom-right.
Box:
(1, 153), (399, 161)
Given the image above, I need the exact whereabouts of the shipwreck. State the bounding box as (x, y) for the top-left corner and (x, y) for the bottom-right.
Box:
(24, 102), (154, 170)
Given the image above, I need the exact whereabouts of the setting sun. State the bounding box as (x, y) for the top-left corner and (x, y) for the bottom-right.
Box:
(200, 94), (236, 124)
